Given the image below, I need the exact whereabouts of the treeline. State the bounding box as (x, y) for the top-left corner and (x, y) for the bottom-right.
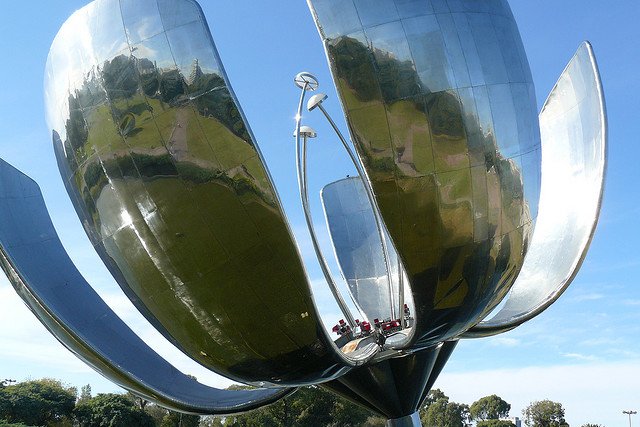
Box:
(0, 379), (603, 427)
(65, 52), (251, 156)
(0, 379), (196, 427)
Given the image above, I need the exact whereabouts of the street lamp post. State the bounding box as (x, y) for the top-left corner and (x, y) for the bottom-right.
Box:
(623, 410), (637, 427)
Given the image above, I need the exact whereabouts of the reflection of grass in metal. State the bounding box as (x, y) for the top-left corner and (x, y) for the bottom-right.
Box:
(385, 99), (434, 177)
(197, 111), (256, 172)
(334, 75), (527, 241)
(337, 78), (381, 111)
(96, 176), (320, 378)
(330, 71), (529, 326)
(80, 152), (277, 215)
(338, 81), (472, 178)
(82, 95), (264, 184)
(77, 90), (275, 204)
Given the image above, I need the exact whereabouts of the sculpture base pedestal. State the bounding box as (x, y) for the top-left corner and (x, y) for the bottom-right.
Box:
(386, 412), (421, 427)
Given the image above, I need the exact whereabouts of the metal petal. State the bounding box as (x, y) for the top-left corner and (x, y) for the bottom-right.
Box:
(44, 0), (374, 386)
(309, 0), (540, 345)
(0, 158), (291, 414)
(464, 41), (607, 338)
(321, 177), (412, 333)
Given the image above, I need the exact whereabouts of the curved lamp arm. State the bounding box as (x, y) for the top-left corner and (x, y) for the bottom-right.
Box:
(464, 42), (607, 338)
(294, 75), (358, 330)
(311, 99), (400, 323)
(293, 77), (379, 364)
(0, 159), (292, 414)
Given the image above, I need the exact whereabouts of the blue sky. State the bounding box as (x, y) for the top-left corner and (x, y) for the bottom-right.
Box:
(0, 1), (639, 426)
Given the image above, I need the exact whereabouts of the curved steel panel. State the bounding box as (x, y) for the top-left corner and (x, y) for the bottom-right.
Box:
(465, 42), (607, 338)
(322, 177), (412, 325)
(328, 345), (446, 420)
(0, 158), (291, 414)
(45, 0), (355, 386)
(308, 0), (541, 344)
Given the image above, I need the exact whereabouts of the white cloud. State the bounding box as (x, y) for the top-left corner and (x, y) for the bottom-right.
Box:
(604, 348), (640, 359)
(561, 352), (599, 362)
(585, 258), (640, 274)
(0, 284), (98, 378)
(570, 292), (605, 302)
(579, 337), (623, 347)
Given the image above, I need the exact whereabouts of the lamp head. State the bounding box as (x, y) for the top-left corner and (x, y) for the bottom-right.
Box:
(294, 72), (319, 91)
(307, 93), (328, 111)
(293, 125), (317, 139)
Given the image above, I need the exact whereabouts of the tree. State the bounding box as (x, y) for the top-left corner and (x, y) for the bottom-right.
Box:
(0, 379), (76, 426)
(0, 421), (31, 427)
(125, 391), (149, 411)
(141, 400), (201, 427)
(420, 390), (469, 427)
(0, 380), (16, 389)
(478, 421), (516, 427)
(224, 386), (379, 426)
(470, 395), (511, 421)
(77, 385), (92, 405)
(0, 392), (8, 421)
(160, 410), (201, 427)
(146, 404), (169, 426)
(74, 393), (155, 427)
(199, 415), (224, 427)
(523, 400), (569, 427)
(101, 55), (139, 101)
(423, 389), (448, 408)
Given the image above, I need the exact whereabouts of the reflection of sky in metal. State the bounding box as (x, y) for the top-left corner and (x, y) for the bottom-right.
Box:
(322, 177), (413, 323)
(310, 0), (541, 346)
(0, 158), (290, 413)
(0, 0), (636, 425)
(467, 42), (606, 335)
(45, 0), (221, 143)
(44, 0), (385, 390)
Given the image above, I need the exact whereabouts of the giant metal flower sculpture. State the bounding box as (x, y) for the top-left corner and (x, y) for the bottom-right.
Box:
(0, 0), (605, 425)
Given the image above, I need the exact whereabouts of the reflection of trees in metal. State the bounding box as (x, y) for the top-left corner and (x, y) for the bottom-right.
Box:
(465, 42), (607, 338)
(65, 54), (251, 155)
(324, 32), (530, 345)
(47, 0), (364, 388)
(0, 158), (292, 413)
(0, 0), (606, 426)
(63, 53), (280, 229)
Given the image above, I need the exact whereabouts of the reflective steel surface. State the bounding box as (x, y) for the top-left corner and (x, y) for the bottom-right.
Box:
(387, 412), (422, 427)
(0, 0), (606, 424)
(322, 340), (457, 421)
(327, 344), (451, 419)
(45, 0), (356, 386)
(465, 41), (607, 337)
(308, 0), (541, 345)
(322, 177), (413, 325)
(0, 159), (291, 414)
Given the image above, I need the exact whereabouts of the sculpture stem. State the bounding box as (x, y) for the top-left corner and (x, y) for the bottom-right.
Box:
(386, 412), (422, 427)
